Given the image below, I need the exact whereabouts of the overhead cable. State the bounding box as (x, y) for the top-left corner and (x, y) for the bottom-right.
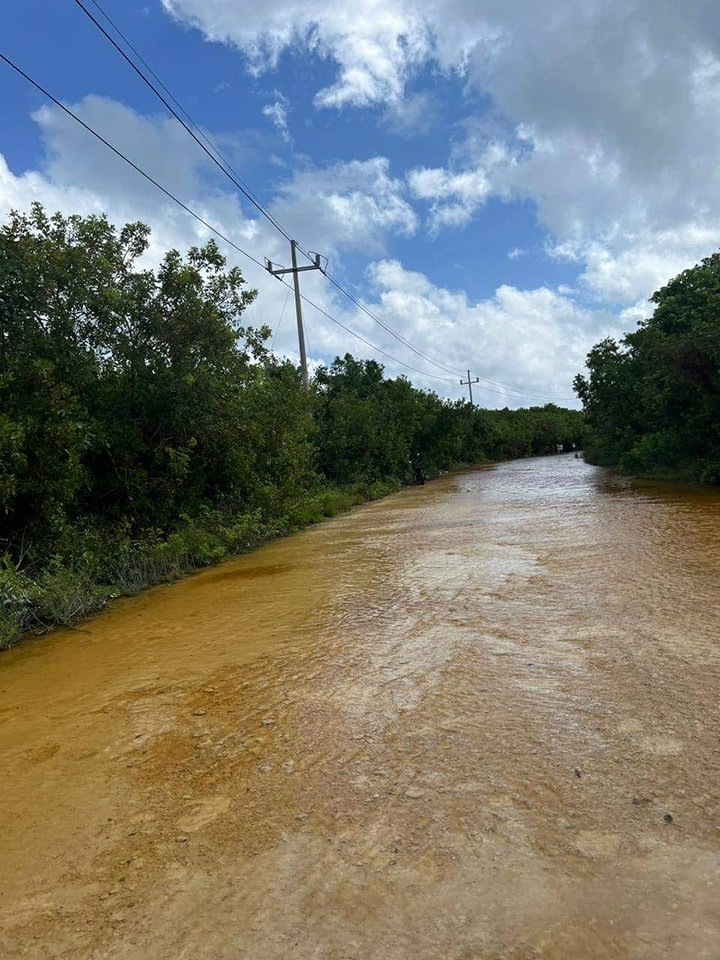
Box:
(0, 51), (458, 385)
(293, 291), (459, 384)
(69, 1), (576, 401)
(322, 271), (466, 377)
(0, 52), (266, 270)
(70, 0), (486, 380)
(72, 0), (296, 244)
(324, 274), (575, 400)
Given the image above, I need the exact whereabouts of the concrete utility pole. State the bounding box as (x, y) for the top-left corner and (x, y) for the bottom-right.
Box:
(265, 241), (324, 390)
(460, 370), (480, 406)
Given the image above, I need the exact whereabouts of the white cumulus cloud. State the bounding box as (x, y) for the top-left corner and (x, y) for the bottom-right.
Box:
(158, 0), (720, 313)
(271, 156), (417, 254)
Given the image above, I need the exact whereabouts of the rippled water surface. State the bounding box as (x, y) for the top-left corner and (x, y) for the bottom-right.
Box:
(2, 456), (719, 959)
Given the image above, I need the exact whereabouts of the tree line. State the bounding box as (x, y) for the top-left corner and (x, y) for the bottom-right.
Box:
(575, 254), (720, 483)
(0, 206), (584, 646)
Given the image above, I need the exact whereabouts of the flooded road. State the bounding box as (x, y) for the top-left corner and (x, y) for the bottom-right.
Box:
(2, 455), (720, 959)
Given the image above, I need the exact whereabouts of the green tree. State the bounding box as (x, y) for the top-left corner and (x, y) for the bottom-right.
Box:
(313, 355), (410, 484)
(0, 204), (264, 555)
(576, 254), (720, 481)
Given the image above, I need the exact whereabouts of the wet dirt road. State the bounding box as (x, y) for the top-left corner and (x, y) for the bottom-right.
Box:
(2, 455), (720, 960)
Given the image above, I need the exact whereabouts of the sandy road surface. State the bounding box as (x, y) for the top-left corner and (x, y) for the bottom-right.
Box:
(1, 456), (719, 959)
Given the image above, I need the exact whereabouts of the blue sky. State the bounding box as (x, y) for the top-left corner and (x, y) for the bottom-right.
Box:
(3, 0), (720, 406)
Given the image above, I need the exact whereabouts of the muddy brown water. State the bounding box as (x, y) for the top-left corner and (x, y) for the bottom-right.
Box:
(2, 455), (719, 959)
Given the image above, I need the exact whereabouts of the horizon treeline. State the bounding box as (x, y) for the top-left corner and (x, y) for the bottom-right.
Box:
(0, 206), (583, 646)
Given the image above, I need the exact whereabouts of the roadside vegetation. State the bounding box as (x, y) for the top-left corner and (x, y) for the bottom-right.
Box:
(0, 205), (584, 648)
(575, 254), (720, 483)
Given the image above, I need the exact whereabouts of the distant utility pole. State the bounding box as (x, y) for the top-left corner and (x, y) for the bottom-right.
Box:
(265, 240), (324, 390)
(460, 370), (480, 406)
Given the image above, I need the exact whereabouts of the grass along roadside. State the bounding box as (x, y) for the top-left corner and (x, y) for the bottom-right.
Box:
(0, 480), (399, 651)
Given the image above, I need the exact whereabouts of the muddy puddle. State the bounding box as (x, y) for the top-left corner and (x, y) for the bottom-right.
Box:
(1, 456), (719, 959)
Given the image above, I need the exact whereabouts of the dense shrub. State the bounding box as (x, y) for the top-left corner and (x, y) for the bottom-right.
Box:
(576, 254), (720, 481)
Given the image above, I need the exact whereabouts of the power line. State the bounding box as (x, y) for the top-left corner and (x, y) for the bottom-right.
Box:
(303, 305), (313, 366)
(271, 287), (291, 350)
(68, 0), (576, 402)
(323, 271), (465, 377)
(0, 50), (463, 387)
(323, 275), (575, 399)
(72, 0), (296, 245)
(290, 287), (575, 399)
(295, 291), (458, 384)
(469, 378), (574, 402)
(1, 48), (574, 400)
(329, 276), (576, 399)
(71, 0), (478, 379)
(322, 272), (574, 399)
(0, 52), (266, 271)
(475, 377), (575, 402)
